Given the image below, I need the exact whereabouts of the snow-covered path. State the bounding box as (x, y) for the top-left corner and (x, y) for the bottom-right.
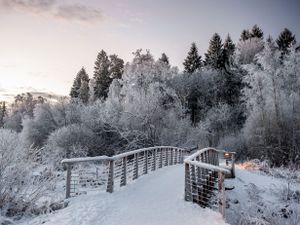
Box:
(20, 165), (227, 225)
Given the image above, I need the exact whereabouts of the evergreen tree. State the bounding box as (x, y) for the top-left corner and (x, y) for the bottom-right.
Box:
(240, 29), (251, 41)
(183, 43), (202, 73)
(250, 24), (264, 39)
(266, 35), (276, 51)
(223, 34), (235, 65)
(158, 53), (170, 67)
(70, 67), (90, 103)
(0, 102), (6, 128)
(205, 33), (224, 69)
(276, 28), (296, 54)
(79, 80), (90, 104)
(109, 54), (124, 80)
(93, 50), (111, 100)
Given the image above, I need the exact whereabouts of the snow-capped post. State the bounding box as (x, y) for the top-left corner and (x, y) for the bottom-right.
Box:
(170, 148), (174, 165)
(184, 162), (192, 201)
(144, 151), (148, 174)
(231, 154), (235, 178)
(165, 148), (169, 166)
(121, 156), (127, 186)
(133, 153), (139, 179)
(107, 159), (114, 193)
(152, 149), (156, 171)
(65, 163), (72, 199)
(159, 149), (163, 168)
(218, 171), (225, 217)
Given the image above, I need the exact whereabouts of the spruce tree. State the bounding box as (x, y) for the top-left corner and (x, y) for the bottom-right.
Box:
(158, 53), (170, 67)
(0, 102), (5, 127)
(205, 33), (224, 69)
(240, 29), (251, 41)
(223, 34), (235, 65)
(250, 24), (264, 39)
(276, 28), (296, 54)
(109, 54), (124, 80)
(79, 80), (90, 104)
(266, 35), (276, 51)
(93, 50), (111, 100)
(183, 43), (202, 73)
(70, 67), (89, 103)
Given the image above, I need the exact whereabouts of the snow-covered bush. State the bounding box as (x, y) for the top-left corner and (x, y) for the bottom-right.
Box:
(44, 124), (93, 166)
(0, 129), (55, 217)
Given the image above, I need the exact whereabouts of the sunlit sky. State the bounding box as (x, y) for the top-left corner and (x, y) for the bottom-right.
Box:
(0, 0), (299, 101)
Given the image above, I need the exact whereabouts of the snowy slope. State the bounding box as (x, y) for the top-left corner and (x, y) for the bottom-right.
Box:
(19, 165), (227, 225)
(225, 166), (300, 225)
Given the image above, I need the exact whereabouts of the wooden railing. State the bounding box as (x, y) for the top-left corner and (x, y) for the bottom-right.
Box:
(61, 146), (189, 199)
(184, 148), (235, 217)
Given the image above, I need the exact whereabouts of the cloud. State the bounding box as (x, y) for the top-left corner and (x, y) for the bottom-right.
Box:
(55, 4), (103, 23)
(0, 0), (103, 24)
(1, 0), (55, 13)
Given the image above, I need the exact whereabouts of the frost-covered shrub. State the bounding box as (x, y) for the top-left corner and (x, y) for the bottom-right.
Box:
(0, 129), (55, 217)
(45, 124), (94, 166)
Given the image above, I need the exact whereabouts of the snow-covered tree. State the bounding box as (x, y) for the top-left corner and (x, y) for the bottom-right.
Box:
(250, 24), (264, 39)
(93, 50), (111, 100)
(70, 67), (90, 103)
(205, 33), (224, 69)
(237, 37), (264, 65)
(183, 43), (202, 73)
(276, 28), (297, 55)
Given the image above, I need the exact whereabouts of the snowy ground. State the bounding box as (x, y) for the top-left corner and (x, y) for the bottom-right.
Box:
(18, 165), (227, 225)
(225, 166), (300, 225)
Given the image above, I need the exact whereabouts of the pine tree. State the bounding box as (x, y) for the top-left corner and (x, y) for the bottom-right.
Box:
(276, 28), (296, 54)
(205, 33), (224, 69)
(158, 53), (170, 67)
(79, 80), (90, 104)
(0, 102), (6, 127)
(240, 29), (251, 41)
(109, 54), (124, 80)
(183, 43), (202, 73)
(93, 50), (111, 100)
(250, 24), (264, 39)
(223, 34), (235, 65)
(70, 67), (89, 103)
(266, 35), (276, 51)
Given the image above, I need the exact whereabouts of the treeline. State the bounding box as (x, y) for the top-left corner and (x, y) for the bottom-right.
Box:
(1, 25), (300, 167)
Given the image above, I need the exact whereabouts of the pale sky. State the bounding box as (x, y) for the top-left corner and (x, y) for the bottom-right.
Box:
(0, 0), (299, 101)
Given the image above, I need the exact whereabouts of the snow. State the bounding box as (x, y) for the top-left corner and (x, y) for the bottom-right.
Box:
(225, 166), (300, 224)
(19, 165), (227, 225)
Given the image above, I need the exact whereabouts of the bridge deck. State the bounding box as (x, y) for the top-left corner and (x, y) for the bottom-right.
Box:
(23, 165), (227, 225)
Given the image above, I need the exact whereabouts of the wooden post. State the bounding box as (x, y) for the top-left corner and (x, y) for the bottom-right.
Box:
(152, 149), (156, 171)
(170, 148), (174, 165)
(191, 165), (196, 202)
(144, 151), (148, 174)
(184, 163), (192, 201)
(231, 154), (235, 178)
(159, 149), (163, 168)
(174, 149), (178, 164)
(218, 172), (225, 218)
(107, 159), (114, 193)
(165, 148), (169, 166)
(120, 156), (127, 186)
(65, 163), (72, 199)
(133, 153), (139, 179)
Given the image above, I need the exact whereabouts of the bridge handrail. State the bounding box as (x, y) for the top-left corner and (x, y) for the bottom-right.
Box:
(184, 147), (236, 218)
(62, 146), (190, 198)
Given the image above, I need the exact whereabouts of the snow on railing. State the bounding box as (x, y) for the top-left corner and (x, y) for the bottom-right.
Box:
(61, 146), (189, 199)
(184, 147), (235, 218)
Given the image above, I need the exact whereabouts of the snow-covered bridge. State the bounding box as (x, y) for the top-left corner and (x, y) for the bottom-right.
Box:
(55, 146), (235, 225)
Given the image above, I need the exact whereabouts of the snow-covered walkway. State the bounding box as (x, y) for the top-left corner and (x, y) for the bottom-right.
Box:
(20, 165), (227, 225)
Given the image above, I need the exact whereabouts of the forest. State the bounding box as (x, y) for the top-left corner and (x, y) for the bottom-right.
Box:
(0, 25), (300, 220)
